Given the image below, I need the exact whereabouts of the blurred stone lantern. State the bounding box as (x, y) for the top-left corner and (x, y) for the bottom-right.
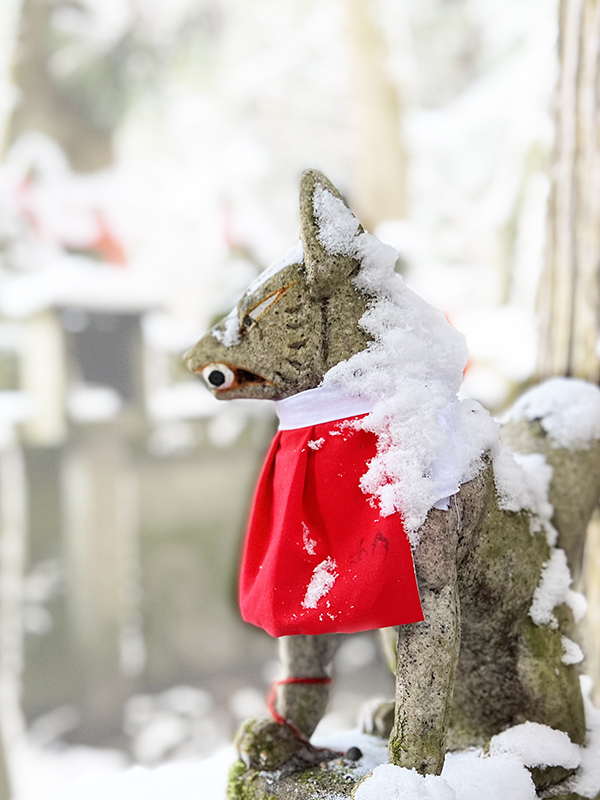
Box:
(1, 264), (161, 741)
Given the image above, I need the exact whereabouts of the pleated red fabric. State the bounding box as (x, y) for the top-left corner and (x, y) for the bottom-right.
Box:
(239, 416), (423, 637)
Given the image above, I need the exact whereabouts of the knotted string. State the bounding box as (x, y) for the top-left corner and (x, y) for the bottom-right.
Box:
(266, 676), (333, 745)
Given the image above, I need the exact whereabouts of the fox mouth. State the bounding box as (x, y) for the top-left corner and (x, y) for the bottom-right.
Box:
(197, 362), (270, 392)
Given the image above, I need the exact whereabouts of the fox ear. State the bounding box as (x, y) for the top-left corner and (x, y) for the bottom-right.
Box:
(299, 169), (363, 298)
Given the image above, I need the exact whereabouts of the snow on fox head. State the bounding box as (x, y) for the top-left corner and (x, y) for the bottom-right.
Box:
(186, 169), (498, 536)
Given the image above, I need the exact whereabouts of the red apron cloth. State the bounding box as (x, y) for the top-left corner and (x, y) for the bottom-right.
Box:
(239, 416), (423, 637)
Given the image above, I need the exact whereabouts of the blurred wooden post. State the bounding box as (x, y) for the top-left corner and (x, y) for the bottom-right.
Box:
(537, 0), (600, 704)
(62, 430), (143, 740)
(0, 0), (24, 155)
(538, 0), (600, 381)
(344, 0), (408, 229)
(0, 429), (28, 800)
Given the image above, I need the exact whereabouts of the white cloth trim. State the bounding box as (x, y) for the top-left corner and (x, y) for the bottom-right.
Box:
(275, 385), (374, 430)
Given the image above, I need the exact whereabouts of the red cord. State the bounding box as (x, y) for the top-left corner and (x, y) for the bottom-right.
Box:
(267, 676), (333, 744)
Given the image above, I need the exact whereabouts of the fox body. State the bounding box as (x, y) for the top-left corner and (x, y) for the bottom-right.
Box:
(186, 170), (600, 787)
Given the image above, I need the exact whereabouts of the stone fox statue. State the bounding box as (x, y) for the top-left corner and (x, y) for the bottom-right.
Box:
(186, 169), (600, 785)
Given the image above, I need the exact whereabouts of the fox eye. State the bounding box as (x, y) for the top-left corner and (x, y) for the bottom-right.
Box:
(202, 363), (235, 389)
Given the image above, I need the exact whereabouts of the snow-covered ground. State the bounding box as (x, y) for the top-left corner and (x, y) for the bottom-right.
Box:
(9, 676), (599, 800)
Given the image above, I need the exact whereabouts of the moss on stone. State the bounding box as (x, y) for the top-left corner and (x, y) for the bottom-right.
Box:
(529, 764), (575, 791)
(518, 612), (586, 745)
(550, 794), (592, 800)
(227, 760), (277, 800)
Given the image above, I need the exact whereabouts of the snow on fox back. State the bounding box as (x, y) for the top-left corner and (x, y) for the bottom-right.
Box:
(316, 188), (499, 542)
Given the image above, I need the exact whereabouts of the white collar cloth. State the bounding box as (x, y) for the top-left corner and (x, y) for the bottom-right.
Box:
(275, 384), (374, 430)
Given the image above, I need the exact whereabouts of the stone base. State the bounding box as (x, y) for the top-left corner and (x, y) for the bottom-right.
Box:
(226, 756), (367, 800)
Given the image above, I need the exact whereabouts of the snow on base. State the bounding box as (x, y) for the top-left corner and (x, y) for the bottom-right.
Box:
(353, 750), (538, 800)
(507, 377), (600, 450)
(489, 721), (581, 769)
(354, 763), (456, 800)
(442, 751), (536, 800)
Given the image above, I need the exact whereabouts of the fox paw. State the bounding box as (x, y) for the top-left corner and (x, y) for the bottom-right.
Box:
(360, 698), (395, 740)
(234, 718), (337, 772)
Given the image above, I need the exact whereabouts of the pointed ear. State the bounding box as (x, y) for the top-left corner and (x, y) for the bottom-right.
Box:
(299, 169), (363, 298)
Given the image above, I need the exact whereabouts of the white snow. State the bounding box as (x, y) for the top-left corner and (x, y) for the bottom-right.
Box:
(492, 445), (557, 544)
(561, 636), (584, 666)
(301, 522), (317, 556)
(319, 210), (500, 539)
(354, 763), (456, 800)
(489, 721), (581, 769)
(313, 186), (362, 257)
(354, 751), (539, 800)
(301, 557), (338, 609)
(308, 437), (325, 450)
(442, 751), (537, 800)
(529, 548), (581, 628)
(507, 378), (600, 450)
(211, 305), (241, 348)
(567, 590), (588, 624)
(18, 691), (600, 800)
(572, 676), (600, 798)
(21, 746), (235, 800)
(311, 729), (387, 773)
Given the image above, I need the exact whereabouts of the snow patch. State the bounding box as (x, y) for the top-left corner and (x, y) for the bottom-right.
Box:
(322, 229), (500, 539)
(492, 445), (557, 544)
(571, 676), (600, 798)
(211, 305), (240, 348)
(313, 187), (361, 257)
(507, 378), (600, 449)
(561, 636), (584, 666)
(308, 437), (325, 451)
(442, 751), (537, 800)
(529, 548), (578, 628)
(354, 764), (456, 800)
(489, 721), (581, 769)
(301, 557), (337, 609)
(301, 522), (317, 556)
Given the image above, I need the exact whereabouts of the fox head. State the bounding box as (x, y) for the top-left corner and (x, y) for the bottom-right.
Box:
(185, 169), (375, 400)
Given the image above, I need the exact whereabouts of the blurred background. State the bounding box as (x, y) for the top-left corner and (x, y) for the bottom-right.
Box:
(1, 0), (598, 795)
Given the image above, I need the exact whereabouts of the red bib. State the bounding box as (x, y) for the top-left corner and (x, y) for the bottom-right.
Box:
(239, 416), (423, 637)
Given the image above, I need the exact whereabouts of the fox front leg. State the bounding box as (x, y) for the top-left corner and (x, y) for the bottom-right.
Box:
(276, 633), (338, 738)
(389, 502), (461, 775)
(235, 634), (338, 770)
